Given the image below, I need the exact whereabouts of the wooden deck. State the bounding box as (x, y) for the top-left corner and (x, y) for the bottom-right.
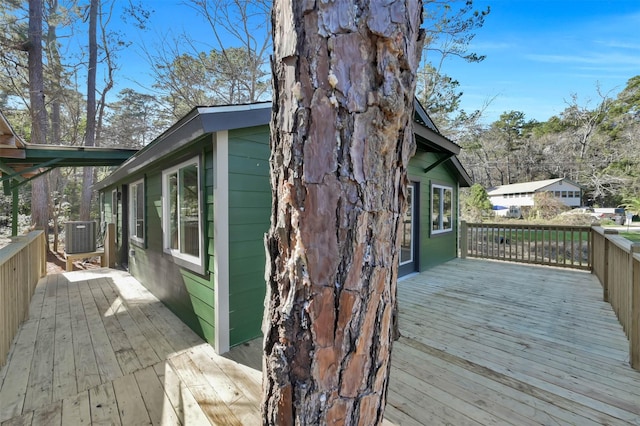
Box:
(1, 259), (640, 424)
(0, 269), (262, 425)
(390, 259), (640, 425)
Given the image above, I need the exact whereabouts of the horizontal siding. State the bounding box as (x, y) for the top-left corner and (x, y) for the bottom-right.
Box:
(111, 140), (216, 346)
(408, 149), (460, 270)
(227, 125), (270, 346)
(146, 173), (163, 250)
(228, 174), (271, 193)
(229, 305), (263, 345)
(204, 150), (215, 276)
(228, 207), (271, 226)
(228, 191), (271, 208)
(229, 267), (266, 291)
(229, 224), (269, 243)
(228, 155), (270, 177)
(229, 240), (266, 261)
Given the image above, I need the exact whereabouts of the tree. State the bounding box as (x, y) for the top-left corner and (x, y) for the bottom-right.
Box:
(492, 110), (532, 184)
(102, 88), (163, 148)
(147, 0), (271, 118)
(79, 0), (98, 221)
(531, 191), (567, 220)
(417, 0), (490, 137)
(620, 196), (640, 216)
(561, 91), (613, 160)
(461, 183), (492, 222)
(185, 0), (271, 102)
(263, 1), (424, 424)
(151, 47), (269, 119)
(27, 0), (50, 237)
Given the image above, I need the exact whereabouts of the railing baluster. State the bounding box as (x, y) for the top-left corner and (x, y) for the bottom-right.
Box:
(463, 222), (591, 271)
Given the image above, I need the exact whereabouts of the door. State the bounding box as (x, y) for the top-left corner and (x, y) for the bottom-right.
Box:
(399, 182), (419, 277)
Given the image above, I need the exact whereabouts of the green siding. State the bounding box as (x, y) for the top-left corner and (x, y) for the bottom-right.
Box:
(227, 125), (270, 346)
(97, 119), (464, 352)
(100, 136), (216, 346)
(408, 149), (460, 270)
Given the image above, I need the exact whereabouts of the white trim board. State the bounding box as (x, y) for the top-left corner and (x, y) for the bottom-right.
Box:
(213, 130), (230, 354)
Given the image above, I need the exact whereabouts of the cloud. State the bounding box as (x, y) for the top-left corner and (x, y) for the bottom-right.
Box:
(524, 52), (640, 67)
(594, 40), (640, 50)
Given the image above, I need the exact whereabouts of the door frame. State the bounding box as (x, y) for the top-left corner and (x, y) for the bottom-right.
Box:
(399, 181), (420, 277)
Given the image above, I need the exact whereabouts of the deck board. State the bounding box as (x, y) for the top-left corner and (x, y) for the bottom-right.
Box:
(1, 259), (640, 425)
(387, 259), (640, 425)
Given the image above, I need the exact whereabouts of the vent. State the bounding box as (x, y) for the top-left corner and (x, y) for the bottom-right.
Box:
(65, 221), (97, 254)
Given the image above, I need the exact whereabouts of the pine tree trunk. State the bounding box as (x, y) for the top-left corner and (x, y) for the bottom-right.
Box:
(28, 0), (50, 241)
(262, 1), (423, 424)
(80, 0), (98, 221)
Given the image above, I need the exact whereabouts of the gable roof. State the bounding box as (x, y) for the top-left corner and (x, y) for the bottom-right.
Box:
(94, 102), (271, 190)
(95, 100), (472, 190)
(487, 178), (582, 196)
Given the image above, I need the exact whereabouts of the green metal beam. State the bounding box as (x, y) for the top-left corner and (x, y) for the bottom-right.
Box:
(0, 157), (62, 183)
(3, 177), (11, 196)
(18, 147), (136, 167)
(0, 159), (25, 183)
(11, 167), (55, 188)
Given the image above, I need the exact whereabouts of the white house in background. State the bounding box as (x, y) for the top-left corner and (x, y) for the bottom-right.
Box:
(487, 178), (583, 213)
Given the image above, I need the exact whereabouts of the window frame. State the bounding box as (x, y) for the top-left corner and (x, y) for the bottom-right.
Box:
(161, 156), (204, 273)
(128, 178), (145, 246)
(431, 183), (454, 235)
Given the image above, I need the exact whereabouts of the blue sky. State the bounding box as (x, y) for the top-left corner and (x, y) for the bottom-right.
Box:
(445, 0), (640, 122)
(112, 0), (640, 124)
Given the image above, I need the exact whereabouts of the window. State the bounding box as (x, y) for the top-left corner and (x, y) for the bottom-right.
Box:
(162, 157), (203, 271)
(129, 179), (145, 245)
(432, 184), (453, 234)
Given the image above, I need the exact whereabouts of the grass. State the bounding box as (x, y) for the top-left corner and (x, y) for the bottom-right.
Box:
(620, 232), (640, 243)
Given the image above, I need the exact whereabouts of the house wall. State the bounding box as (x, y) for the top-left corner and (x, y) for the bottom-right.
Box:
(98, 124), (464, 351)
(101, 185), (127, 264)
(489, 180), (582, 209)
(226, 125), (270, 346)
(99, 136), (216, 345)
(408, 149), (460, 271)
(489, 193), (536, 208)
(541, 181), (581, 207)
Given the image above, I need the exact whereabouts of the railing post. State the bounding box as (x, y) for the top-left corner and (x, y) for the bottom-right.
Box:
(602, 229), (618, 302)
(630, 245), (640, 370)
(41, 231), (47, 278)
(589, 226), (594, 272)
(460, 221), (468, 259)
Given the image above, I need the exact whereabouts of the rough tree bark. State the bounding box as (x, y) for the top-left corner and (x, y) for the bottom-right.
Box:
(28, 0), (50, 239)
(262, 1), (424, 424)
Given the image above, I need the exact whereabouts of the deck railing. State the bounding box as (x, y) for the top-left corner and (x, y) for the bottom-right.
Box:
(591, 226), (640, 370)
(0, 231), (46, 368)
(460, 221), (592, 270)
(461, 222), (639, 370)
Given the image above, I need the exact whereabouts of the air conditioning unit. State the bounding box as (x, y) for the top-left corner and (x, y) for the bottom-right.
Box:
(65, 221), (97, 254)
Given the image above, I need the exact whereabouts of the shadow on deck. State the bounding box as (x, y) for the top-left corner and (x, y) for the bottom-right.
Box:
(1, 259), (639, 425)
